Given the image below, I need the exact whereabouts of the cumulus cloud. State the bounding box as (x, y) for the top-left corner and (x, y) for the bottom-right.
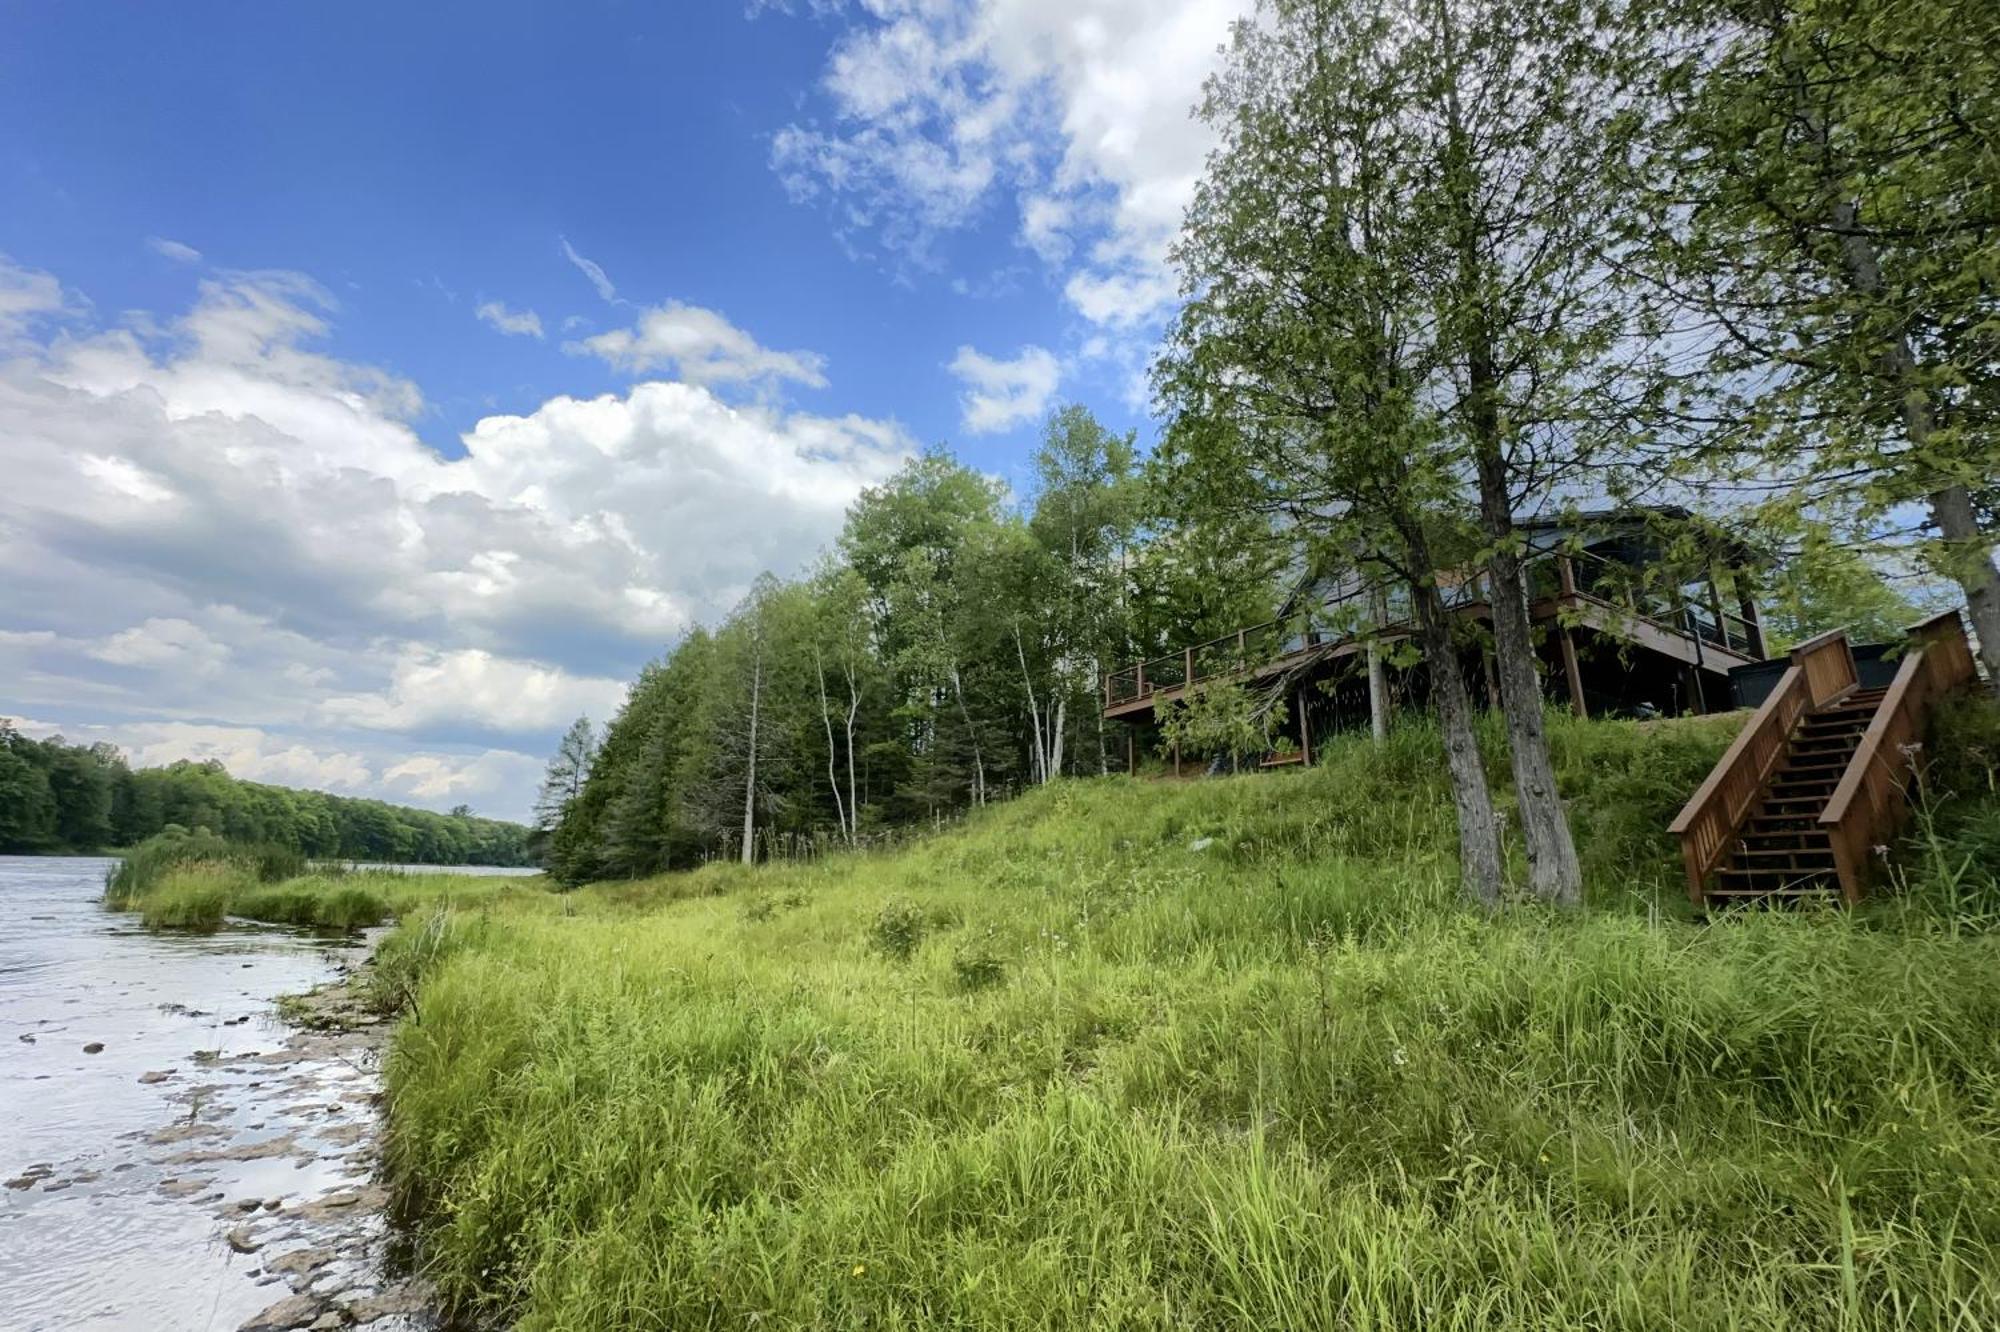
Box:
(87, 617), (232, 676)
(9, 716), (376, 794)
(322, 647), (628, 734)
(0, 264), (913, 818)
(767, 0), (1250, 331)
(381, 749), (546, 803)
(0, 254), (70, 335)
(569, 301), (829, 389)
(146, 236), (203, 264)
(475, 299), (545, 339)
(949, 343), (1060, 434)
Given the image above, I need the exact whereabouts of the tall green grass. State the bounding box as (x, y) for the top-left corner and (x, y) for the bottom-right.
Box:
(108, 828), (549, 933)
(105, 825), (305, 907)
(380, 708), (2000, 1330)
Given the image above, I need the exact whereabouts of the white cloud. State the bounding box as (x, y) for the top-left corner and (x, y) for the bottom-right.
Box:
(0, 264), (915, 819)
(560, 236), (620, 303)
(322, 646), (628, 734)
(949, 343), (1060, 433)
(0, 254), (69, 335)
(768, 0), (1250, 330)
(87, 617), (232, 676)
(570, 301), (828, 389)
(381, 749), (546, 803)
(11, 717), (376, 794)
(146, 236), (203, 264)
(475, 300), (545, 339)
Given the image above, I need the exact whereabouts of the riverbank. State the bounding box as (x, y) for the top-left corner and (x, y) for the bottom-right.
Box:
(0, 857), (435, 1329)
(367, 709), (2000, 1329)
(103, 840), (550, 933)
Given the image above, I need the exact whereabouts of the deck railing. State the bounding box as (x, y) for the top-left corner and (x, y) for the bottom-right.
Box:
(1820, 610), (1977, 902)
(1667, 627), (1857, 902)
(1105, 548), (1759, 711)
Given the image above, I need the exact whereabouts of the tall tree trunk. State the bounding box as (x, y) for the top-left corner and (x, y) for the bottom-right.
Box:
(741, 647), (761, 866)
(1049, 696), (1067, 778)
(949, 662), (986, 805)
(1013, 626), (1050, 785)
(1473, 452), (1583, 907)
(1830, 204), (2000, 692)
(1435, 1), (1583, 908)
(844, 667), (861, 841)
(813, 646), (849, 843)
(1408, 567), (1505, 909)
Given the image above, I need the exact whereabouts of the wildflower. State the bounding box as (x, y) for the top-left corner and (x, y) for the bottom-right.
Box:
(851, 1263), (867, 1278)
(1390, 1045), (1408, 1067)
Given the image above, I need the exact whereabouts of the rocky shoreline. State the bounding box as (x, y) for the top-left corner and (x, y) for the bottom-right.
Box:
(9, 937), (437, 1332)
(211, 954), (436, 1332)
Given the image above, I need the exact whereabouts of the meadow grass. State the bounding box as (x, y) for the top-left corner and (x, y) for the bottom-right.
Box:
(377, 708), (2000, 1330)
(122, 860), (547, 933)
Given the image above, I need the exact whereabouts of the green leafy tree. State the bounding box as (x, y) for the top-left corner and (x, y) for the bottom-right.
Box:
(1633, 0), (2000, 690)
(1156, 0), (1510, 906)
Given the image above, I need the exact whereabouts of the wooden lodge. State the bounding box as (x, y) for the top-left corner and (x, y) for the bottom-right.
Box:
(1101, 508), (1984, 908)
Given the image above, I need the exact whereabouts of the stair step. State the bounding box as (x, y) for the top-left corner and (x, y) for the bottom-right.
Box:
(1705, 885), (1840, 899)
(1744, 823), (1826, 839)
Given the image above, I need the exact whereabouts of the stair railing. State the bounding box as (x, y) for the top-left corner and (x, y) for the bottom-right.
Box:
(1820, 610), (1976, 903)
(1668, 628), (1857, 905)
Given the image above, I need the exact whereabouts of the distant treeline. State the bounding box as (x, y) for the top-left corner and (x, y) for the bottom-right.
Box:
(0, 722), (533, 865)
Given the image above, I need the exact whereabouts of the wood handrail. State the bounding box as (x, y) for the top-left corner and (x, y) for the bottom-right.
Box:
(1667, 663), (1811, 903)
(1667, 627), (1857, 904)
(1818, 610), (1975, 903)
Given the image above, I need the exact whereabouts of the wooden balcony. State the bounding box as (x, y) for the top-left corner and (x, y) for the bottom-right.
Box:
(1103, 551), (1762, 721)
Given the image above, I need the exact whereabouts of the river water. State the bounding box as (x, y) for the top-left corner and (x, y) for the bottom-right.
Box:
(0, 856), (521, 1331)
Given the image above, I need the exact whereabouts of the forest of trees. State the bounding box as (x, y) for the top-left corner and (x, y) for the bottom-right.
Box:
(536, 409), (1281, 883)
(0, 722), (533, 865)
(539, 0), (1996, 895)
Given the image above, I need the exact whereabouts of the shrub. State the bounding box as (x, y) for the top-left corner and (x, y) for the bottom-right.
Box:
(869, 896), (927, 960)
(950, 933), (1008, 992)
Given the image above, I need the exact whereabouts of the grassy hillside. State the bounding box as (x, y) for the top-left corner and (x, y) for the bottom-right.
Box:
(361, 707), (2000, 1331)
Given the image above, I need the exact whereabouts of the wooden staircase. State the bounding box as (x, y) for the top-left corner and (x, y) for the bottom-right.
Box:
(1670, 610), (1979, 910)
(1709, 686), (1885, 902)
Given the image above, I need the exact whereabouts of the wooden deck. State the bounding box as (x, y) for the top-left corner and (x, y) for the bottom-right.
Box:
(1104, 552), (1762, 722)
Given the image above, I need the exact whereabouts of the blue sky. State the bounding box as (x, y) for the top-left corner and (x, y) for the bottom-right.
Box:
(0, 0), (1247, 822)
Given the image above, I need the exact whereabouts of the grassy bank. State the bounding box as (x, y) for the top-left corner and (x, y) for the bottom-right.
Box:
(131, 864), (546, 931)
(105, 826), (548, 931)
(378, 710), (2000, 1330)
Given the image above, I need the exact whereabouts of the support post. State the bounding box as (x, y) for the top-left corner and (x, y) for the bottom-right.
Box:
(1739, 588), (1766, 659)
(1368, 589), (1391, 745)
(1126, 728), (1135, 776)
(1297, 692), (1313, 766)
(1184, 646), (1195, 690)
(1172, 737), (1182, 778)
(1559, 626), (1588, 718)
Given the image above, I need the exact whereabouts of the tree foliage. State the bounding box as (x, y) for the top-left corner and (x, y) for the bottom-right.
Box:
(0, 721), (532, 863)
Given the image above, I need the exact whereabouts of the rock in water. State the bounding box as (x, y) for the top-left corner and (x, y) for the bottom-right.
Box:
(239, 1294), (322, 1331)
(82, 1042), (105, 1054)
